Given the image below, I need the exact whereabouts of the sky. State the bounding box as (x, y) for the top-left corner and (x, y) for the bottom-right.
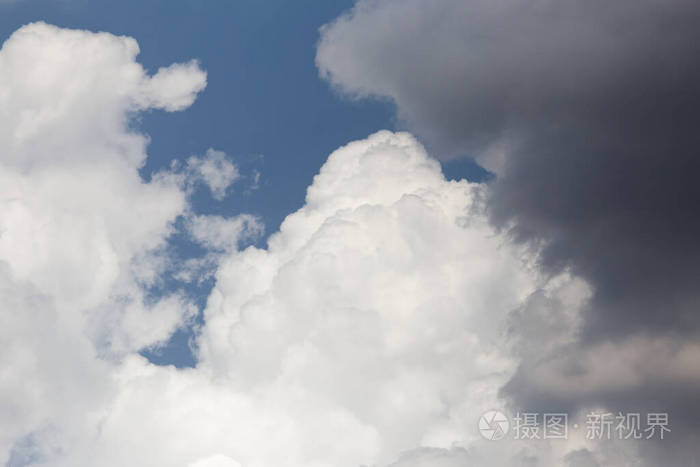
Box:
(0, 0), (487, 368)
(0, 1), (699, 467)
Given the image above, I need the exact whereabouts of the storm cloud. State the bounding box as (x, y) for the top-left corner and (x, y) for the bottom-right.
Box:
(318, 1), (700, 464)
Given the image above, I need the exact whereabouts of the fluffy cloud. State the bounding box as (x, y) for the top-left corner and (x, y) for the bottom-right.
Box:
(184, 149), (240, 201)
(185, 214), (263, 252)
(54, 130), (536, 467)
(36, 130), (628, 467)
(169, 213), (264, 285)
(0, 22), (205, 463)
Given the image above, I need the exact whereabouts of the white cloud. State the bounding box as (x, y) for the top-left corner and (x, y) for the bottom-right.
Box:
(185, 149), (240, 200)
(186, 214), (263, 252)
(0, 22), (205, 464)
(138, 60), (207, 112)
(188, 455), (242, 467)
(158, 148), (241, 201)
(61, 131), (603, 467)
(169, 213), (264, 284)
(20, 131), (491, 466)
(0, 22), (206, 169)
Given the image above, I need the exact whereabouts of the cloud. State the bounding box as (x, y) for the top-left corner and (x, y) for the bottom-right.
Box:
(0, 23), (206, 169)
(168, 213), (264, 285)
(189, 131), (544, 466)
(185, 149), (240, 200)
(159, 148), (241, 201)
(188, 456), (242, 467)
(0, 19), (684, 467)
(0, 22), (205, 463)
(1, 57), (607, 467)
(185, 214), (263, 252)
(0, 21), (209, 345)
(138, 60), (207, 112)
(564, 449), (600, 467)
(317, 2), (700, 463)
(41, 130), (635, 467)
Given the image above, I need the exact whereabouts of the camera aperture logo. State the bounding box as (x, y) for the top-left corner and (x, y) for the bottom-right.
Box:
(478, 410), (510, 441)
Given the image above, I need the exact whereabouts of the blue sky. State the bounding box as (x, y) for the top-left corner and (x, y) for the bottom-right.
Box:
(1, 0), (392, 232)
(0, 0), (489, 368)
(0, 0), (488, 234)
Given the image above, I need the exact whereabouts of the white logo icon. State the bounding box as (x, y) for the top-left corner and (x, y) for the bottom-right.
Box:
(479, 410), (510, 441)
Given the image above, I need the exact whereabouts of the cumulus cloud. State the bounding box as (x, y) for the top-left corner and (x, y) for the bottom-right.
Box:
(317, 2), (700, 463)
(38, 130), (632, 467)
(187, 131), (546, 466)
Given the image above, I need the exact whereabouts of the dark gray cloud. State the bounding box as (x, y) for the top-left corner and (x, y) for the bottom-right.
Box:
(318, 1), (700, 464)
(564, 449), (599, 467)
